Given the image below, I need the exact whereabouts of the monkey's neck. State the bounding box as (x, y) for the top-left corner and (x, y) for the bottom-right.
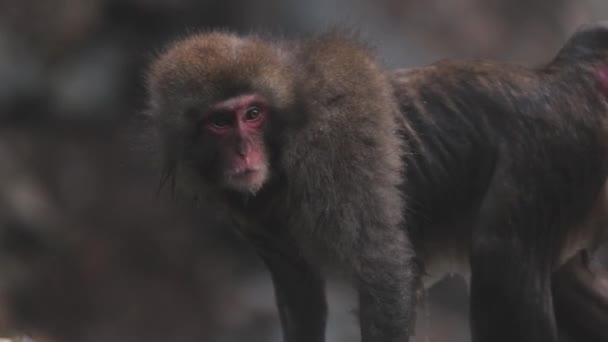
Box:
(224, 190), (257, 210)
(224, 178), (285, 216)
(550, 65), (608, 114)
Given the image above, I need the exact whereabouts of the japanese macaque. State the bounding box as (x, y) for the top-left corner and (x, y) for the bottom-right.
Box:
(146, 22), (608, 342)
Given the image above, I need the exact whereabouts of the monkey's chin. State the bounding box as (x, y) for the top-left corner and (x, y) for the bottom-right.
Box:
(224, 168), (268, 195)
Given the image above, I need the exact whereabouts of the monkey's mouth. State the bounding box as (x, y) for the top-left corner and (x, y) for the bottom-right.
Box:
(226, 167), (265, 186)
(225, 167), (267, 193)
(228, 167), (260, 178)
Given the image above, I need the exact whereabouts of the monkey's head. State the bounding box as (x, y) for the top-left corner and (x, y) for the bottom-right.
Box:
(551, 22), (608, 93)
(146, 31), (401, 212)
(147, 33), (296, 195)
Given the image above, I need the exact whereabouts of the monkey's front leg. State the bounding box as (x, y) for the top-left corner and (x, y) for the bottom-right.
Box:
(251, 235), (327, 342)
(353, 228), (419, 342)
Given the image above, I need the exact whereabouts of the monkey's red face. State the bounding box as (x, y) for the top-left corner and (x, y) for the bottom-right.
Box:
(202, 94), (270, 194)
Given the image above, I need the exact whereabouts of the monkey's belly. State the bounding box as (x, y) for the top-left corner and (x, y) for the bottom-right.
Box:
(421, 252), (471, 289)
(418, 222), (472, 289)
(418, 180), (608, 290)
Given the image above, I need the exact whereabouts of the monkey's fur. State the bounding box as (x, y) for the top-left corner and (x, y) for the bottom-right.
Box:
(391, 22), (608, 342)
(146, 23), (608, 342)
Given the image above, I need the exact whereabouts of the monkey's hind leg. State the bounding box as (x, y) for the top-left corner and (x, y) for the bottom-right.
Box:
(554, 250), (608, 342)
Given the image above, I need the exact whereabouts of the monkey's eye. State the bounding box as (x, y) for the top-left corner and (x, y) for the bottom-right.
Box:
(208, 113), (233, 128)
(244, 107), (262, 121)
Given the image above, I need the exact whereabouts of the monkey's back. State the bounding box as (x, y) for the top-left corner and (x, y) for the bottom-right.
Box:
(392, 60), (608, 279)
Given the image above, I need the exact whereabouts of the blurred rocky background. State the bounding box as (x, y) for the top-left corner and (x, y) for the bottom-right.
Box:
(0, 0), (608, 341)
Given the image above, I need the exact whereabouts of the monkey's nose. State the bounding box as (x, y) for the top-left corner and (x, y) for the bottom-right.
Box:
(236, 142), (250, 156)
